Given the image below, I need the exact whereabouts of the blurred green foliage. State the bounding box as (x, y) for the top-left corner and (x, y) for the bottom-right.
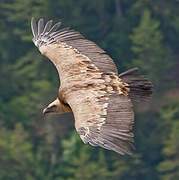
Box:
(0, 0), (178, 179)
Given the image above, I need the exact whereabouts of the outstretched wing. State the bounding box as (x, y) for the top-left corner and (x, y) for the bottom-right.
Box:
(66, 88), (135, 155)
(31, 17), (118, 74)
(31, 18), (134, 154)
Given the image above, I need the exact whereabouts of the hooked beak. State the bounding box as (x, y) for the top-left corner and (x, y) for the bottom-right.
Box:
(43, 105), (57, 115)
(43, 107), (51, 114)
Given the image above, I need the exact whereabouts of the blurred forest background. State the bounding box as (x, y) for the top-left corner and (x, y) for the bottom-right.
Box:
(0, 0), (179, 179)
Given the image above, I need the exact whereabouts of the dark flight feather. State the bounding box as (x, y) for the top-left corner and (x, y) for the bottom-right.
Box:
(47, 22), (62, 35)
(42, 20), (53, 35)
(38, 18), (44, 36)
(31, 17), (37, 38)
(119, 68), (153, 103)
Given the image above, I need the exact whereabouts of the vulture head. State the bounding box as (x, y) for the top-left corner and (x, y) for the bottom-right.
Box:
(43, 98), (72, 115)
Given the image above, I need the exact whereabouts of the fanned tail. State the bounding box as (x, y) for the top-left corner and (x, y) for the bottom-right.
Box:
(119, 67), (153, 103)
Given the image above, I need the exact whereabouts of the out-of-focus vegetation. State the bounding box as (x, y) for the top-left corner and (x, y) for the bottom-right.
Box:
(0, 0), (178, 179)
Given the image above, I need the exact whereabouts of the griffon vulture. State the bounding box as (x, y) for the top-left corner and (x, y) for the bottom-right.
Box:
(31, 18), (152, 155)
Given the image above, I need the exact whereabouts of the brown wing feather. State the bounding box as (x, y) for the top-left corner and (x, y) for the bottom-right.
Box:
(31, 18), (134, 154)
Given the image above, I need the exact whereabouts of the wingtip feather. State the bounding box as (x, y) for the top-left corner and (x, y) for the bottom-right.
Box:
(42, 19), (53, 35)
(31, 17), (37, 38)
(47, 21), (62, 34)
(38, 18), (44, 36)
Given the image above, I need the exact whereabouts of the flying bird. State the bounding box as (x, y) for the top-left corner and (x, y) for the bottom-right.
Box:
(31, 18), (152, 155)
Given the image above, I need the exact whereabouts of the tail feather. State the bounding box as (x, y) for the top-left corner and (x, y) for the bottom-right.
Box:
(119, 68), (153, 103)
